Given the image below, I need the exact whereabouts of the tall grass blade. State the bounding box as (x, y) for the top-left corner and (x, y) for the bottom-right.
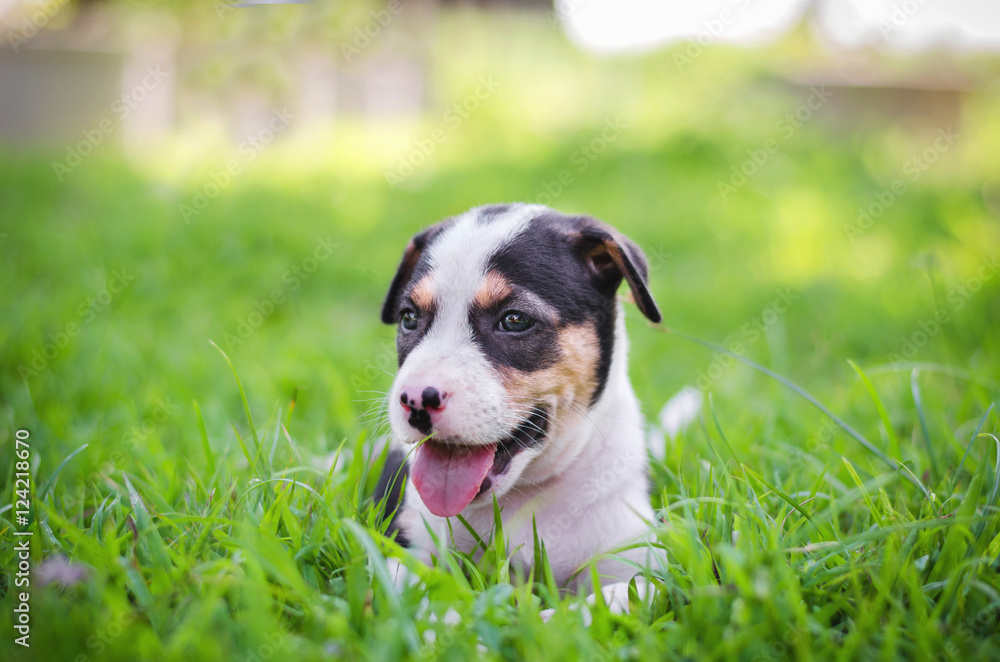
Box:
(657, 327), (921, 490)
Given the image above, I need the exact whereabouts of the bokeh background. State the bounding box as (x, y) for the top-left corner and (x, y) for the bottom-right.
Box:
(2, 0), (998, 444)
(1, 0), (999, 659)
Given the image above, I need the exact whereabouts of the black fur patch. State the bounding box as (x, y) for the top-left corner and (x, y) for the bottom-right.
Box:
(482, 210), (660, 401)
(374, 447), (410, 547)
(388, 233), (446, 366)
(475, 203), (514, 221)
(468, 282), (562, 375)
(484, 213), (620, 402)
(407, 408), (432, 435)
(381, 218), (454, 326)
(395, 302), (435, 368)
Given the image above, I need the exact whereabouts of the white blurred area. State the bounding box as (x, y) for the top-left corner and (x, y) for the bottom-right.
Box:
(818, 0), (1000, 52)
(556, 0), (1000, 54)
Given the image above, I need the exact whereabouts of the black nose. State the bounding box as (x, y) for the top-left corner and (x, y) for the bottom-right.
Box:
(400, 387), (445, 435)
(420, 387), (441, 409)
(399, 386), (442, 411)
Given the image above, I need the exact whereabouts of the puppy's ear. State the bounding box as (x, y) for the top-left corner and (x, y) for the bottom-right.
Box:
(573, 218), (662, 324)
(380, 221), (449, 324)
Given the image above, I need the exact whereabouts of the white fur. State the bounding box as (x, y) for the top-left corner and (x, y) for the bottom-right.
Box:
(387, 204), (661, 599)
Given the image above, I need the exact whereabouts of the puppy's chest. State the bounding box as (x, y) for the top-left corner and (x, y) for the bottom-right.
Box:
(447, 487), (618, 583)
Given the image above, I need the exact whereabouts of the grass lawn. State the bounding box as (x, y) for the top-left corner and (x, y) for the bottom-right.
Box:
(2, 26), (1000, 660)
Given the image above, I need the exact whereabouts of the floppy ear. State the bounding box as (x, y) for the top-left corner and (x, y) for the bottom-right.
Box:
(380, 222), (450, 324)
(573, 219), (662, 324)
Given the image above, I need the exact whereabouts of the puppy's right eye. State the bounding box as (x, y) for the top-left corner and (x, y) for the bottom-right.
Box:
(400, 309), (419, 331)
(499, 310), (534, 333)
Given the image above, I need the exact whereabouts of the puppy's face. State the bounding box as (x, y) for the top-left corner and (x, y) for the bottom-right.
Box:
(381, 204), (660, 518)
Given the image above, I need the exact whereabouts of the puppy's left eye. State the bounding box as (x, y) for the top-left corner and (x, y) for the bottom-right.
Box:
(400, 309), (419, 331)
(499, 310), (534, 333)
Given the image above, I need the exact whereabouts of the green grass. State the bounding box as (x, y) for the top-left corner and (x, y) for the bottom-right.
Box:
(2, 20), (1000, 661)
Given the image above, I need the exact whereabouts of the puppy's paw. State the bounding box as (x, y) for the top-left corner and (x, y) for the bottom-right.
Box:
(540, 578), (652, 626)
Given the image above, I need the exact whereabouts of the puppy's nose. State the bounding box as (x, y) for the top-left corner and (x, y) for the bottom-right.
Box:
(399, 386), (449, 435)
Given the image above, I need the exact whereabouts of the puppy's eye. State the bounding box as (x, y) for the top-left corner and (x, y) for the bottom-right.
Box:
(400, 309), (419, 331)
(499, 310), (533, 333)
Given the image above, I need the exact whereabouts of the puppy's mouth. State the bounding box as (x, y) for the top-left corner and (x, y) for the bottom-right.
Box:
(410, 407), (548, 518)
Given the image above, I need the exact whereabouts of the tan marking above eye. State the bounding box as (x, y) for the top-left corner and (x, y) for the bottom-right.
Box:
(498, 322), (601, 416)
(408, 275), (435, 310)
(474, 271), (514, 309)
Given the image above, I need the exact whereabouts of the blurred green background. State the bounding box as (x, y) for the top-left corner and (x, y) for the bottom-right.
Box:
(2, 6), (997, 460)
(1, 1), (999, 660)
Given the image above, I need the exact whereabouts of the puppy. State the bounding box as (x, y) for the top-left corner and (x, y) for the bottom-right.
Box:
(375, 203), (662, 605)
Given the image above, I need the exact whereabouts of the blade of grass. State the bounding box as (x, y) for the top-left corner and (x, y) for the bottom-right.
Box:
(708, 394), (761, 508)
(193, 399), (216, 476)
(39, 443), (89, 500)
(847, 359), (901, 460)
(866, 361), (1000, 390)
(122, 473), (172, 573)
(841, 457), (881, 526)
(742, 465), (822, 535)
(210, 339), (261, 453)
(950, 403), (995, 496)
(341, 519), (420, 651)
(656, 327), (921, 491)
(492, 493), (509, 584)
(981, 433), (1000, 508)
(231, 422), (256, 474)
(911, 369), (937, 482)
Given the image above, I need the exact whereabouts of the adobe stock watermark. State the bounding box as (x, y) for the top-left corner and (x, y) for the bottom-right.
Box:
(528, 117), (628, 207)
(545, 0), (585, 28)
(384, 76), (502, 190)
(18, 268), (137, 382)
(879, 0), (930, 39)
(947, 254), (998, 310)
(340, 0), (402, 62)
(941, 602), (1000, 661)
(717, 86), (834, 201)
(75, 601), (289, 661)
(75, 605), (147, 660)
(673, 0), (753, 72)
(353, 337), (397, 394)
(794, 416), (841, 468)
(693, 288), (799, 391)
(887, 254), (997, 366)
(843, 127), (959, 242)
(215, 1), (235, 19)
(179, 108), (294, 223)
(244, 623), (290, 662)
(222, 236), (338, 350)
(64, 397), (180, 514)
(50, 65), (171, 182)
(540, 440), (648, 542)
(747, 620), (809, 662)
(6, 0), (70, 52)
(105, 398), (180, 473)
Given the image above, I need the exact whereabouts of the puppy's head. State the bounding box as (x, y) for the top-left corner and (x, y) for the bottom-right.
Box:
(381, 204), (660, 518)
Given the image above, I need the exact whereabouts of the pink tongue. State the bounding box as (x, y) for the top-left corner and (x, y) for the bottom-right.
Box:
(411, 442), (497, 518)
